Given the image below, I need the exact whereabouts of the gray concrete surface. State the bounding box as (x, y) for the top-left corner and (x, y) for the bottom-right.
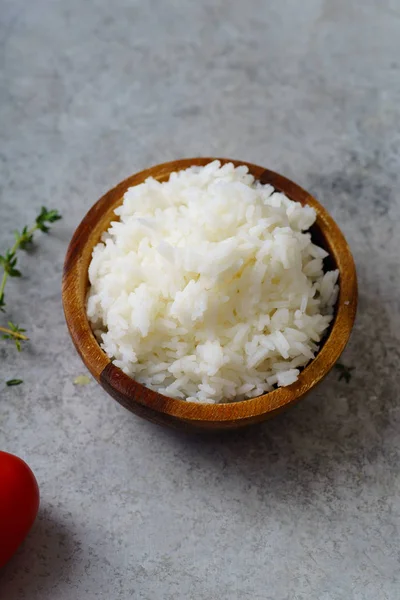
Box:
(1, 0), (400, 598)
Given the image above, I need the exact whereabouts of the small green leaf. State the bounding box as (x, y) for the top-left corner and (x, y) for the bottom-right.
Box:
(36, 207), (62, 233)
(335, 363), (354, 383)
(5, 249), (16, 262)
(15, 226), (34, 250)
(9, 268), (21, 277)
(3, 252), (19, 275)
(36, 222), (50, 233)
(19, 238), (33, 250)
(6, 379), (23, 386)
(42, 208), (62, 223)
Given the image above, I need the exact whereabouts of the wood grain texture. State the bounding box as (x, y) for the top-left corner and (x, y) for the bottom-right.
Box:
(62, 158), (358, 431)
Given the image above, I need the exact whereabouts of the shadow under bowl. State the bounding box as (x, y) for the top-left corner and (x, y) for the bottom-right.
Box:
(62, 158), (357, 432)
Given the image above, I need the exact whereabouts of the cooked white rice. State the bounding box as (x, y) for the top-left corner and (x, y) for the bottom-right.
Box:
(87, 161), (338, 403)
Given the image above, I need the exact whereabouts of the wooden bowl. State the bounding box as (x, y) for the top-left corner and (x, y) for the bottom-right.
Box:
(62, 158), (357, 431)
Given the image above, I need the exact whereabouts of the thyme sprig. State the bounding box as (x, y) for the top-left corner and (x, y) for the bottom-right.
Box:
(1, 206), (62, 354)
(0, 322), (29, 351)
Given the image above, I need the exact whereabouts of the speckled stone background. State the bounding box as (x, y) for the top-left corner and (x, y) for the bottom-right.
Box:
(1, 0), (400, 598)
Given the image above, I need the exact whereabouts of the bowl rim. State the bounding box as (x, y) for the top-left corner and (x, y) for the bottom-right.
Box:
(62, 157), (358, 424)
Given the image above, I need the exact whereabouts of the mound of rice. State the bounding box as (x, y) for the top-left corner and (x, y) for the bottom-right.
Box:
(87, 161), (338, 403)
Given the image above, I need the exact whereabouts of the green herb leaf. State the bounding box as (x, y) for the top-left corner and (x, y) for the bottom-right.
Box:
(36, 207), (62, 232)
(15, 226), (35, 250)
(6, 379), (23, 387)
(334, 363), (354, 383)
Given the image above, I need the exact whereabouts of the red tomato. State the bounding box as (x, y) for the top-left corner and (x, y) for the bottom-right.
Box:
(0, 451), (40, 567)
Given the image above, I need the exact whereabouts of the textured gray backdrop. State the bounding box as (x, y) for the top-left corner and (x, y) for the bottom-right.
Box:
(1, 0), (399, 598)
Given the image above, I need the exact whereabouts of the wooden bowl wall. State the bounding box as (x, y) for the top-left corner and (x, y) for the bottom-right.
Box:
(62, 158), (357, 431)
